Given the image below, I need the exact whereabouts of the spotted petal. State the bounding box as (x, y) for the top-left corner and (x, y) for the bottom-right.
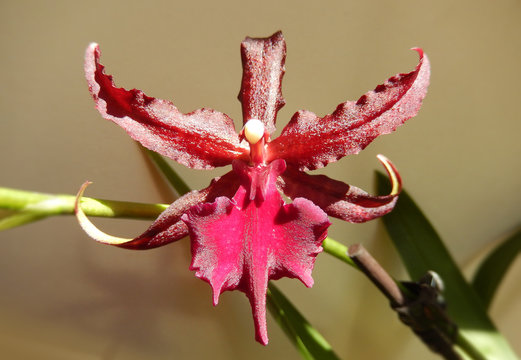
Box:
(182, 160), (330, 345)
(268, 49), (430, 171)
(238, 31), (286, 134)
(279, 155), (402, 223)
(85, 43), (248, 169)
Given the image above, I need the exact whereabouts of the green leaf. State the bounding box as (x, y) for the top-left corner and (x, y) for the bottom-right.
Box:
(267, 283), (340, 360)
(376, 172), (518, 360)
(144, 148), (191, 196)
(472, 228), (521, 309)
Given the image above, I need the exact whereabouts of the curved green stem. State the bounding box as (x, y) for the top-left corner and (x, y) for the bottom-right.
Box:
(0, 187), (167, 230)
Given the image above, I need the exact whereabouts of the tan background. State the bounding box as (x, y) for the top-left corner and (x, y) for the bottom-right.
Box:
(1, 0), (521, 359)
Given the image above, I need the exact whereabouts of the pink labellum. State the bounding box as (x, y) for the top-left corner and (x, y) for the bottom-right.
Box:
(182, 159), (330, 344)
(238, 31), (286, 134)
(268, 49), (430, 171)
(84, 43), (248, 170)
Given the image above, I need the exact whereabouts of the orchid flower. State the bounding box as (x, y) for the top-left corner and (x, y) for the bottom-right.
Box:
(76, 31), (430, 345)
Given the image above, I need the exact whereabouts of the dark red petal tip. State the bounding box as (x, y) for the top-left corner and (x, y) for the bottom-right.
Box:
(268, 49), (430, 171)
(84, 44), (247, 170)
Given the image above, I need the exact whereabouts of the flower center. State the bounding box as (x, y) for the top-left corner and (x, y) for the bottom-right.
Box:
(243, 119), (267, 165)
(243, 119), (264, 145)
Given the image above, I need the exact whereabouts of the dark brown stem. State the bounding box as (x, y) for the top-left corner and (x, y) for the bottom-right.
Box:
(348, 243), (462, 360)
(348, 243), (405, 306)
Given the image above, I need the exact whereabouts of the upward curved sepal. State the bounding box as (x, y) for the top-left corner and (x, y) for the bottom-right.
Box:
(238, 31), (286, 134)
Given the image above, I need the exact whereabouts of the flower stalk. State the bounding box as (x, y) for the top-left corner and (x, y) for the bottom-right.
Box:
(0, 186), (167, 230)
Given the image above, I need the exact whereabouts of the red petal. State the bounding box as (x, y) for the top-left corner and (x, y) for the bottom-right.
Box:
(268, 49), (430, 171)
(182, 160), (330, 345)
(238, 31), (286, 134)
(278, 156), (402, 223)
(85, 43), (248, 169)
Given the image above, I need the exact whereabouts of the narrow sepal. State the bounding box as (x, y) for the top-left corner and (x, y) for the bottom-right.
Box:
(183, 160), (330, 344)
(238, 31), (286, 134)
(74, 172), (240, 249)
(279, 156), (402, 223)
(75, 181), (133, 245)
(268, 49), (430, 171)
(85, 43), (247, 169)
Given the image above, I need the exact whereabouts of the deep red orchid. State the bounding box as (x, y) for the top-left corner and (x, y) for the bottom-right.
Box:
(76, 31), (430, 345)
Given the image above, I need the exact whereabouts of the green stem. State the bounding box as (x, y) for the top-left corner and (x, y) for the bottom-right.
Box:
(322, 237), (358, 269)
(0, 187), (167, 230)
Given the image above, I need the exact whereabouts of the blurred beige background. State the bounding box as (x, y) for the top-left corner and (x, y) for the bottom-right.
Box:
(1, 0), (520, 359)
